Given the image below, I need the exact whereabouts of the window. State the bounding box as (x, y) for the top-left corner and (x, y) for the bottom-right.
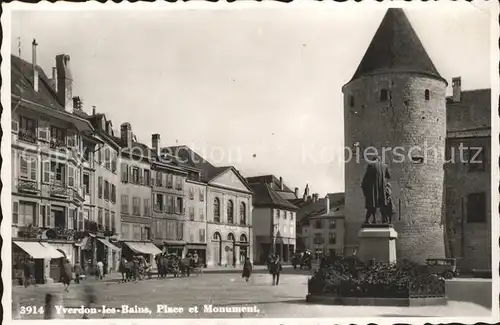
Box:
(121, 163), (128, 182)
(104, 180), (109, 200)
(105, 210), (110, 229)
(97, 148), (102, 164)
(68, 166), (75, 187)
(105, 148), (111, 169)
(199, 208), (204, 220)
(314, 220), (323, 229)
(291, 212), (294, 221)
(189, 207), (195, 221)
(284, 211), (287, 220)
(133, 197), (141, 215)
(276, 209), (280, 219)
(121, 195), (129, 214)
(240, 202), (246, 225)
(50, 126), (65, 143)
(78, 211), (84, 231)
(213, 198), (220, 222)
(329, 220), (336, 229)
(313, 233), (324, 245)
(121, 223), (130, 240)
(199, 188), (204, 201)
(425, 89), (430, 101)
(98, 208), (103, 226)
(227, 233), (235, 242)
(155, 194), (163, 211)
(111, 212), (116, 232)
(83, 174), (90, 195)
(329, 232), (336, 245)
(466, 146), (486, 172)
(349, 95), (354, 107)
(142, 227), (151, 241)
(144, 169), (150, 186)
(167, 174), (173, 188)
(98, 177), (103, 199)
(380, 89), (388, 101)
(176, 222), (184, 240)
(176, 197), (183, 214)
(213, 232), (221, 241)
(144, 198), (150, 216)
(189, 187), (195, 200)
(19, 116), (37, 143)
(132, 167), (139, 184)
(17, 202), (35, 226)
(111, 152), (117, 172)
(111, 184), (116, 203)
(199, 229), (206, 242)
(227, 200), (234, 224)
(175, 176), (183, 190)
(467, 192), (487, 223)
(19, 156), (37, 181)
(155, 172), (162, 187)
(133, 225), (141, 240)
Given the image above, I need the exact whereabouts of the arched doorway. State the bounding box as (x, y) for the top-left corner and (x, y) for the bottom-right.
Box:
(213, 232), (222, 266)
(239, 234), (248, 263)
(226, 233), (235, 267)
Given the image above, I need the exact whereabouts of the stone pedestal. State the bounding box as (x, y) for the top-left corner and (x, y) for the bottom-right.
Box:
(357, 224), (398, 263)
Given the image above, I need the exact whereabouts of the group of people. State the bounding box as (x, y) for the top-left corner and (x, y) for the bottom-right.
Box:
(119, 255), (151, 282)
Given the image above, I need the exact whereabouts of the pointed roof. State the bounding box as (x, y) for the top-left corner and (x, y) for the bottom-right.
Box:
(349, 8), (446, 84)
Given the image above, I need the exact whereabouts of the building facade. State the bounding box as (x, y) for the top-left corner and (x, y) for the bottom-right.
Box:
(11, 49), (91, 284)
(184, 173), (208, 263)
(343, 9), (447, 262)
(248, 178), (299, 264)
(445, 84), (491, 272)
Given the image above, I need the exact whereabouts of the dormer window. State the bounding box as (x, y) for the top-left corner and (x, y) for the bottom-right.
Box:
(380, 89), (388, 102)
(425, 89), (430, 101)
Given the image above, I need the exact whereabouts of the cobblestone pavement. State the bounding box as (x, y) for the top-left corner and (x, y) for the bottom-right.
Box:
(13, 273), (491, 319)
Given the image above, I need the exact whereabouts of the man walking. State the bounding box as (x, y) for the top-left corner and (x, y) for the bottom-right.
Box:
(270, 255), (283, 286)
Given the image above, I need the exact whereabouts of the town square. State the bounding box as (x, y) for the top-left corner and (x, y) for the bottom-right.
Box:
(5, 1), (496, 321)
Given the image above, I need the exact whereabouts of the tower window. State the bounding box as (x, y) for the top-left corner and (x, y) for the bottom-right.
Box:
(349, 95), (355, 107)
(380, 89), (388, 102)
(425, 89), (430, 101)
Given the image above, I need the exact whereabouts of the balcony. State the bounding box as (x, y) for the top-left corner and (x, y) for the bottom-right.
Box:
(18, 129), (37, 144)
(50, 138), (66, 149)
(16, 225), (88, 241)
(72, 186), (85, 202)
(17, 179), (40, 194)
(49, 183), (69, 197)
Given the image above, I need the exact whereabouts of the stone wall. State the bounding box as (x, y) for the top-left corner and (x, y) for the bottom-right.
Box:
(343, 73), (447, 263)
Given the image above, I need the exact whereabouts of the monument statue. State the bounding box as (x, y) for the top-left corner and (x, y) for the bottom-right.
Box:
(361, 156), (392, 224)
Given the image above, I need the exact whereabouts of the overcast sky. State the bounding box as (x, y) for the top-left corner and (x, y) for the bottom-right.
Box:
(10, 3), (492, 196)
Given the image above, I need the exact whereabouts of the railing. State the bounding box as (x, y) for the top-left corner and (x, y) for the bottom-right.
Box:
(17, 179), (40, 193)
(50, 138), (66, 149)
(18, 130), (37, 143)
(72, 187), (85, 202)
(16, 225), (88, 241)
(49, 183), (69, 197)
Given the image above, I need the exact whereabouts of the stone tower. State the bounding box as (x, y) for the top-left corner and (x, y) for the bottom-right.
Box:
(342, 8), (447, 263)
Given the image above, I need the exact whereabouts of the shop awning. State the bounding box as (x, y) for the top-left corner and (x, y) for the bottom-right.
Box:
(75, 237), (93, 251)
(124, 242), (162, 255)
(14, 241), (64, 259)
(97, 238), (120, 251)
(186, 243), (207, 250)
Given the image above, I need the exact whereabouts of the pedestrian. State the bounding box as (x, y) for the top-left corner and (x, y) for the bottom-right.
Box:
(60, 259), (72, 292)
(74, 262), (82, 284)
(96, 260), (104, 280)
(270, 255), (283, 286)
(242, 257), (252, 283)
(28, 258), (36, 287)
(23, 258), (31, 288)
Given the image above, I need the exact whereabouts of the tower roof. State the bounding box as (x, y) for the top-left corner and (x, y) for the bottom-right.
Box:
(349, 8), (446, 84)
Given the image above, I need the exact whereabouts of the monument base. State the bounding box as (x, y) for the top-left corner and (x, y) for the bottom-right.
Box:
(357, 224), (398, 263)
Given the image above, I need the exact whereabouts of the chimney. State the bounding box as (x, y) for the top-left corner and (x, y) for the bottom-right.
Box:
(313, 193), (319, 202)
(452, 77), (461, 103)
(51, 67), (57, 91)
(56, 54), (73, 112)
(120, 123), (132, 148)
(279, 177), (284, 191)
(152, 134), (160, 158)
(325, 195), (330, 214)
(32, 39), (39, 92)
(294, 187), (299, 198)
(92, 106), (96, 116)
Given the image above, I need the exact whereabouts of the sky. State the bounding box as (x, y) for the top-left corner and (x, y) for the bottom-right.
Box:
(10, 3), (493, 197)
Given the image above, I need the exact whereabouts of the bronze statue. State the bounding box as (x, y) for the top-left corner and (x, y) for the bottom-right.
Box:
(361, 156), (392, 224)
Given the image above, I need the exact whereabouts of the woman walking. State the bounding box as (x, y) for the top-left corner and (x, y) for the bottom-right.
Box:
(242, 257), (252, 283)
(61, 259), (72, 292)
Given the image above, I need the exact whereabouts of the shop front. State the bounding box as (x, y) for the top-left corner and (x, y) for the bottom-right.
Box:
(122, 241), (162, 267)
(186, 243), (207, 266)
(96, 238), (121, 274)
(163, 240), (186, 258)
(12, 240), (65, 285)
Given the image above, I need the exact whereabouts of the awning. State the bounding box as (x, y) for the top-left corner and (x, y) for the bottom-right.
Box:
(124, 242), (162, 255)
(97, 238), (120, 251)
(14, 241), (64, 259)
(75, 237), (89, 247)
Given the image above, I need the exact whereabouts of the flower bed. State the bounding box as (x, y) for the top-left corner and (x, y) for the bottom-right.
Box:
(308, 257), (446, 302)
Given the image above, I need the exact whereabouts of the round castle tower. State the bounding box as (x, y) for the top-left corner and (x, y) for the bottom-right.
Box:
(342, 9), (447, 263)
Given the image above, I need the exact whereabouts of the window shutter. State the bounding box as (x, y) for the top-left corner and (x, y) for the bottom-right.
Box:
(12, 120), (19, 133)
(128, 166), (133, 183)
(163, 194), (167, 212)
(13, 202), (19, 224)
(29, 159), (37, 181)
(139, 169), (144, 185)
